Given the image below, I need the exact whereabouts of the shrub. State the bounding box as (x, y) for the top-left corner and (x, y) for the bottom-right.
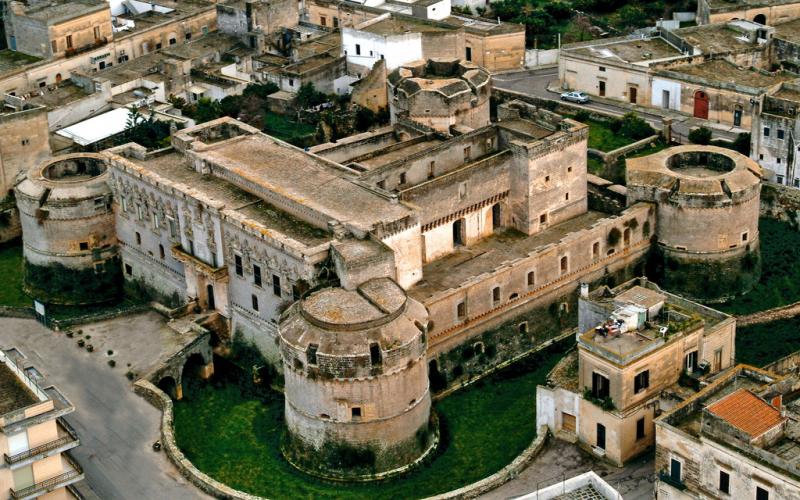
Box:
(618, 113), (654, 140)
(107, 350), (114, 355)
(77, 339), (85, 347)
(108, 359), (116, 367)
(574, 110), (591, 122)
(689, 127), (712, 145)
(86, 344), (94, 352)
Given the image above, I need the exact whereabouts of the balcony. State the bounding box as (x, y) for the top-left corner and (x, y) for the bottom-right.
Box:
(5, 418), (79, 467)
(10, 452), (84, 500)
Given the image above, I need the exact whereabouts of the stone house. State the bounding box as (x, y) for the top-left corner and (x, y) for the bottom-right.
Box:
(752, 82), (800, 186)
(0, 94), (49, 197)
(537, 278), (736, 466)
(655, 364), (800, 499)
(697, 0), (800, 26)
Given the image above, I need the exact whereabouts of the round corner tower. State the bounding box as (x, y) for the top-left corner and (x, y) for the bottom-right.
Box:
(387, 58), (491, 133)
(278, 277), (435, 480)
(15, 153), (120, 305)
(626, 145), (762, 302)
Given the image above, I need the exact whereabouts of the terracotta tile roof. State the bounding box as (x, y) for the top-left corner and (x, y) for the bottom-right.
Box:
(707, 389), (785, 438)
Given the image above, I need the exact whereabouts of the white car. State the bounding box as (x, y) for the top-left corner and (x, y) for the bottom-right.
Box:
(560, 91), (591, 104)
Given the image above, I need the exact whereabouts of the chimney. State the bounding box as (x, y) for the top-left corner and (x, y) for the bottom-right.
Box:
(580, 282), (589, 298)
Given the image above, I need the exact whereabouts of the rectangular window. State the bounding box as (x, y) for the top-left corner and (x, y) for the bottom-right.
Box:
(168, 217), (177, 237)
(355, 44), (361, 55)
(125, 264), (133, 276)
(756, 486), (769, 500)
(456, 301), (466, 319)
(253, 265), (262, 287)
(66, 35), (73, 49)
(79, 242), (89, 251)
(333, 17), (339, 28)
(634, 370), (650, 394)
(719, 470), (730, 494)
(599, 66), (606, 71)
(399, 172), (407, 185)
(251, 294), (259, 311)
(591, 372), (610, 399)
(463, 146), (471, 162)
(685, 351), (698, 372)
(670, 458), (682, 483)
(764, 127), (771, 137)
(136, 205), (144, 220)
(51, 40), (57, 53)
(307, 344), (318, 365)
(636, 417), (645, 440)
(351, 407), (362, 418)
(159, 244), (165, 259)
(153, 213), (160, 230)
(272, 274), (282, 297)
(234, 255), (243, 276)
(135, 232), (141, 245)
(778, 129), (785, 140)
(492, 286), (500, 303)
(94, 26), (100, 39)
(428, 161), (435, 179)
(465, 46), (472, 61)
(593, 241), (600, 259)
(320, 15), (327, 26)
(527, 271), (535, 286)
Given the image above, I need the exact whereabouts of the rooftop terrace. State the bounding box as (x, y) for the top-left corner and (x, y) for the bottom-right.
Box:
(0, 49), (41, 74)
(665, 60), (797, 89)
(0, 363), (38, 415)
(774, 18), (800, 44)
(568, 37), (682, 64)
(673, 22), (766, 54)
(21, 0), (106, 22)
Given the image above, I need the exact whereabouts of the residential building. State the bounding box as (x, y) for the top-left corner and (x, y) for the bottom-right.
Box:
(697, 0), (800, 26)
(537, 278), (736, 466)
(655, 364), (800, 499)
(0, 348), (84, 499)
(752, 82), (800, 186)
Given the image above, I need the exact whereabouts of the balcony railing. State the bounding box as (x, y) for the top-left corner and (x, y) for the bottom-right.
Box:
(4, 418), (79, 465)
(10, 453), (83, 499)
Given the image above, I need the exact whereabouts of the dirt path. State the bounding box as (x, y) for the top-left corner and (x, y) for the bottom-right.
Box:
(737, 301), (800, 327)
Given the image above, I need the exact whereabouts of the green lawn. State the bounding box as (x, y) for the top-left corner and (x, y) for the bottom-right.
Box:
(717, 218), (800, 316)
(737, 317), (800, 367)
(173, 344), (566, 499)
(263, 114), (316, 145)
(585, 118), (635, 152)
(0, 244), (30, 308)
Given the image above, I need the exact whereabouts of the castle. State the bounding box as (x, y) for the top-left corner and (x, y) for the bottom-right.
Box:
(12, 58), (762, 478)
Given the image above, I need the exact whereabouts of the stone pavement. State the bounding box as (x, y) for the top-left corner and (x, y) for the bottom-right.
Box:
(0, 315), (211, 500)
(481, 439), (655, 500)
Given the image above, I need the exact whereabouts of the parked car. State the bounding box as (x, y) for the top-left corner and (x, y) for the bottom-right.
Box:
(560, 91), (591, 104)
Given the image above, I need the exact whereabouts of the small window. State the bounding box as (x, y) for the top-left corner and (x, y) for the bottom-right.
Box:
(545, 175), (550, 183)
(135, 232), (141, 245)
(125, 264), (133, 276)
(463, 146), (471, 162)
(94, 262), (104, 273)
(307, 344), (318, 365)
(592, 241), (600, 259)
(251, 294), (259, 311)
(634, 370), (650, 394)
(719, 470), (730, 494)
(599, 66), (606, 72)
(636, 417), (645, 440)
(66, 35), (73, 49)
(94, 26), (100, 39)
(456, 301), (466, 319)
(370, 343), (382, 365)
(136, 205), (144, 220)
(742, 232), (749, 242)
(272, 274), (281, 297)
(778, 129), (785, 140)
(355, 44), (361, 55)
(778, 157), (782, 164)
(399, 172), (407, 185)
(169, 38), (177, 46)
(764, 127), (771, 137)
(560, 256), (568, 274)
(351, 407), (362, 419)
(527, 271), (535, 286)
(756, 486), (769, 500)
(20, 139), (29, 146)
(519, 321), (528, 333)
(79, 242), (89, 251)
(565, 192), (570, 201)
(492, 286), (500, 303)
(185, 32), (192, 41)
(234, 255), (243, 276)
(187, 239), (194, 255)
(168, 218), (177, 237)
(377, 180), (386, 190)
(540, 213), (547, 224)
(428, 161), (435, 179)
(253, 264), (262, 287)
(51, 40), (58, 53)
(159, 244), (165, 259)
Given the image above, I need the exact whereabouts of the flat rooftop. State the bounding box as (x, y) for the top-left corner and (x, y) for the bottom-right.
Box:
(361, 17), (450, 35)
(666, 59), (796, 89)
(358, 139), (444, 169)
(115, 0), (213, 37)
(27, 81), (92, 109)
(0, 363), (38, 415)
(674, 23), (764, 54)
(707, 0), (800, 11)
(122, 150), (332, 247)
(568, 37), (682, 63)
(192, 133), (415, 233)
(772, 85), (800, 102)
(409, 211), (608, 301)
(497, 119), (554, 140)
(21, 0), (106, 22)
(0, 49), (41, 74)
(445, 14), (524, 35)
(774, 18), (800, 44)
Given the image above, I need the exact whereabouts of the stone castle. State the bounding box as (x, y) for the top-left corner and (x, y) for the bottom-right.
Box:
(11, 58), (762, 478)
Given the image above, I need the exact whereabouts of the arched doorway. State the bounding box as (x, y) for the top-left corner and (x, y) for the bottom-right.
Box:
(754, 14), (766, 24)
(157, 376), (179, 400)
(693, 91), (709, 119)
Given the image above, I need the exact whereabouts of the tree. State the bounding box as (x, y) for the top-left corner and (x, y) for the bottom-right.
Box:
(689, 127), (713, 145)
(121, 108), (176, 150)
(732, 132), (752, 156)
(193, 98), (222, 123)
(617, 113), (654, 140)
(296, 83), (327, 109)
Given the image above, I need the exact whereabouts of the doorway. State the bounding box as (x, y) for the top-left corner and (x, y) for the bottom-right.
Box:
(492, 204), (501, 229)
(734, 105), (743, 127)
(453, 218), (464, 246)
(206, 284), (215, 310)
(754, 13), (766, 24)
(662, 90), (670, 109)
(599, 80), (606, 97)
(596, 423), (606, 450)
(693, 91), (709, 119)
(629, 86), (637, 104)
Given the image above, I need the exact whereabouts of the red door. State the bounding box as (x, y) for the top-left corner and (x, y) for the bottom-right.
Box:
(694, 91), (709, 119)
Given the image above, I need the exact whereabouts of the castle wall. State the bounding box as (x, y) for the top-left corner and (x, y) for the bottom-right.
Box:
(0, 103), (50, 197)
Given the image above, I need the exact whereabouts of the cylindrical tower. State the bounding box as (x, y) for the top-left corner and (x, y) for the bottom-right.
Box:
(15, 154), (120, 305)
(279, 277), (435, 480)
(626, 145), (762, 302)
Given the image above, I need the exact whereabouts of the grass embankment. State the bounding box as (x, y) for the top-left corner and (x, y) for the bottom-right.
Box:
(737, 317), (800, 367)
(0, 244), (29, 308)
(263, 113), (316, 145)
(173, 344), (566, 499)
(717, 218), (800, 316)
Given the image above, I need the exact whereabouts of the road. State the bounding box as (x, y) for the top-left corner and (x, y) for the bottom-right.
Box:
(493, 68), (744, 143)
(0, 317), (209, 500)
